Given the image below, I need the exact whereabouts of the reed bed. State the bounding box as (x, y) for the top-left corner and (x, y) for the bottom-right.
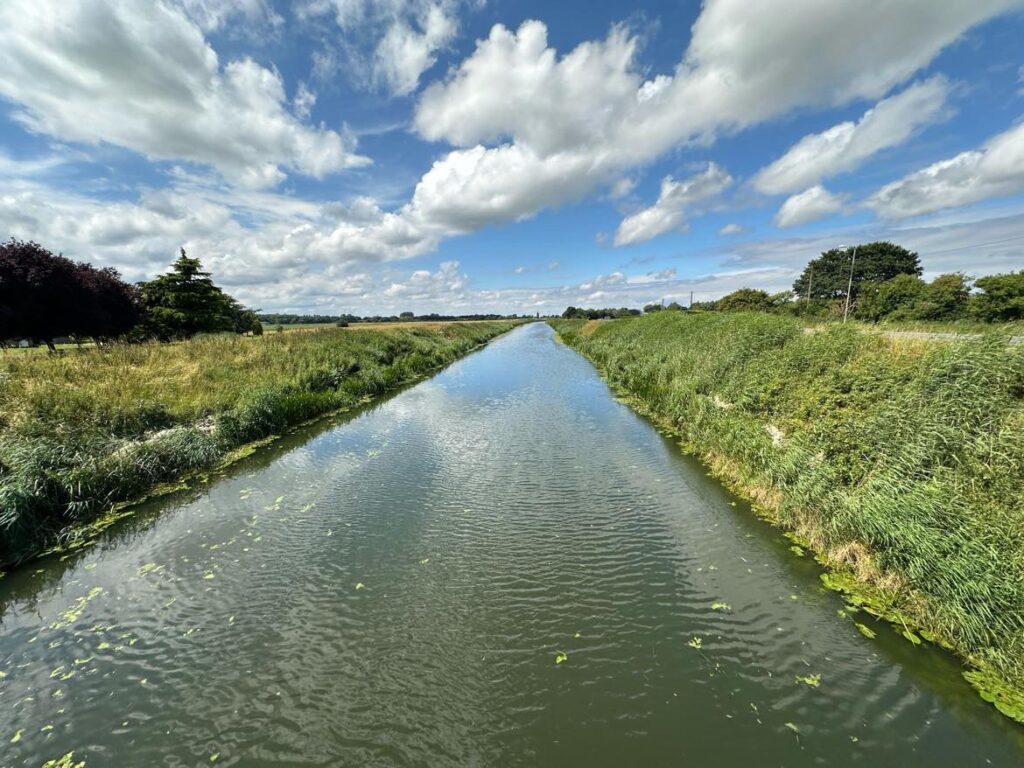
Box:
(553, 312), (1024, 715)
(0, 322), (517, 565)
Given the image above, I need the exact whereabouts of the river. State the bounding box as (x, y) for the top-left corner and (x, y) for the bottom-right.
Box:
(2, 322), (1022, 766)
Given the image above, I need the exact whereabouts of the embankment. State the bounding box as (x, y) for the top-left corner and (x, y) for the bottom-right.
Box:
(552, 312), (1024, 721)
(0, 321), (519, 566)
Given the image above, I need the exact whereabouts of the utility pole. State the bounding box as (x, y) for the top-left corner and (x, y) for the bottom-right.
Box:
(689, 290), (693, 308)
(842, 245), (859, 323)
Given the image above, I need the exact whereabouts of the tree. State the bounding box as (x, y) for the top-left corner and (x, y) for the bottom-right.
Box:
(717, 288), (772, 312)
(138, 249), (255, 340)
(971, 271), (1024, 322)
(912, 273), (971, 321)
(855, 275), (926, 322)
(75, 264), (143, 341)
(399, 311), (415, 320)
(793, 242), (921, 300)
(0, 239), (140, 349)
(643, 303), (663, 313)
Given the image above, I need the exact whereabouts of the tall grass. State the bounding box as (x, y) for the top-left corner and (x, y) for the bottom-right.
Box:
(553, 312), (1024, 710)
(0, 322), (518, 566)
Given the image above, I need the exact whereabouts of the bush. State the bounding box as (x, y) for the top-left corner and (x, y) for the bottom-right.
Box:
(856, 275), (926, 322)
(717, 288), (773, 312)
(971, 271), (1024, 322)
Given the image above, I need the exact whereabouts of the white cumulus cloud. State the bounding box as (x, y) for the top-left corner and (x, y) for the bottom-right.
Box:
(614, 163), (732, 246)
(409, 2), (1020, 240)
(0, 0), (367, 188)
(775, 185), (846, 228)
(753, 77), (952, 195)
(866, 121), (1024, 219)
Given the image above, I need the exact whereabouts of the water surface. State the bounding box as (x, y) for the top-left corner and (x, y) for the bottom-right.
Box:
(2, 323), (1022, 766)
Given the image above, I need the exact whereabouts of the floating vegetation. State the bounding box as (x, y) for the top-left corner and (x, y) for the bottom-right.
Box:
(688, 637), (703, 649)
(10, 728), (24, 743)
(419, 558), (430, 565)
(355, 582), (365, 590)
(711, 602), (731, 612)
(855, 623), (877, 639)
(41, 754), (86, 768)
(964, 668), (1024, 724)
(901, 629), (922, 646)
(50, 587), (105, 630)
(784, 722), (800, 734)
(137, 563), (160, 577)
(795, 673), (821, 688)
(554, 652), (568, 665)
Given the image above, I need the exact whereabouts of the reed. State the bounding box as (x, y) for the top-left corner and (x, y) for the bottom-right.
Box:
(553, 312), (1024, 716)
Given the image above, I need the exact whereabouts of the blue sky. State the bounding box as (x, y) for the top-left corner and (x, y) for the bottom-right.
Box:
(1, 0), (1023, 314)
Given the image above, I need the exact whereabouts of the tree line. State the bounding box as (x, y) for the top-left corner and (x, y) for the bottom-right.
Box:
(259, 311), (532, 326)
(0, 240), (261, 350)
(565, 242), (1023, 324)
(561, 307), (642, 320)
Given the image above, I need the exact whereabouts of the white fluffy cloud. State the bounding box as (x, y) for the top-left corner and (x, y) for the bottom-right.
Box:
(754, 77), (951, 195)
(416, 21), (641, 154)
(409, 2), (1020, 239)
(614, 163), (732, 246)
(775, 185), (846, 228)
(374, 5), (457, 97)
(3, 0), (1023, 315)
(866, 121), (1024, 219)
(0, 0), (366, 188)
(384, 260), (466, 299)
(301, 0), (464, 96)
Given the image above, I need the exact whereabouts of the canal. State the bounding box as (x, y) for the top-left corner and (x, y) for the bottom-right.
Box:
(2, 322), (1022, 766)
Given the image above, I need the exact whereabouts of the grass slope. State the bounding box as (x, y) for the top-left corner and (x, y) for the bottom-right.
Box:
(0, 321), (518, 566)
(553, 312), (1024, 719)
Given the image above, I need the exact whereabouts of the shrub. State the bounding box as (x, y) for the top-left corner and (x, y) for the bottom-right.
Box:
(971, 271), (1024, 322)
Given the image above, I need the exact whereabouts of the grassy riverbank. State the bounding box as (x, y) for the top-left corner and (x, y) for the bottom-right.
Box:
(0, 321), (519, 566)
(552, 312), (1024, 720)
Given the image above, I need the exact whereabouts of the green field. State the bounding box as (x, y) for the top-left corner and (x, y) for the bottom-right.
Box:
(552, 312), (1024, 719)
(0, 321), (519, 566)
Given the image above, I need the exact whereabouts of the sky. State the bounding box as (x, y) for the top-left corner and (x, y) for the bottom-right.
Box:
(1, 0), (1023, 316)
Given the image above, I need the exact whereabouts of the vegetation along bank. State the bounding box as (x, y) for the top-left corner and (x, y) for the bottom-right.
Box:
(0, 321), (518, 567)
(552, 311), (1024, 721)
